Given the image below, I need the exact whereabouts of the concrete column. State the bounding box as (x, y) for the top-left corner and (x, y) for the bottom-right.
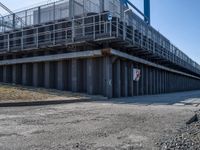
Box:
(71, 59), (78, 92)
(103, 56), (113, 98)
(87, 58), (94, 95)
(57, 61), (65, 90)
(44, 62), (50, 88)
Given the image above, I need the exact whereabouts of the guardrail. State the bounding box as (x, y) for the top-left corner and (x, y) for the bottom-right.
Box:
(0, 11), (199, 75)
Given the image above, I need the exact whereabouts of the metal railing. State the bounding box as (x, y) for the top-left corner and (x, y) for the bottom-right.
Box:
(0, 7), (199, 75)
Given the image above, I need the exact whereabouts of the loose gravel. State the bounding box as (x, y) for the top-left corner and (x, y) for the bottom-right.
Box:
(161, 110), (200, 150)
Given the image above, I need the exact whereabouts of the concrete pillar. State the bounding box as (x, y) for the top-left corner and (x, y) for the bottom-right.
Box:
(103, 56), (113, 98)
(44, 62), (50, 88)
(87, 58), (94, 95)
(71, 59), (78, 92)
(57, 61), (65, 90)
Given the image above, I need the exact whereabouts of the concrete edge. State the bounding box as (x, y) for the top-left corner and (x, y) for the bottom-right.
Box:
(0, 98), (93, 107)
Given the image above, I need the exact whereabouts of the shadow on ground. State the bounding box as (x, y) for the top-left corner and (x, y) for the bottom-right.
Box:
(105, 90), (200, 106)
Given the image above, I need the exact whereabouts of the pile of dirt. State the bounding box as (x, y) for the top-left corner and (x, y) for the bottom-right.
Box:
(161, 110), (200, 150)
(0, 84), (88, 102)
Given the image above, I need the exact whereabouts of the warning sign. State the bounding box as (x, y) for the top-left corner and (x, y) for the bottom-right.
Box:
(133, 68), (141, 82)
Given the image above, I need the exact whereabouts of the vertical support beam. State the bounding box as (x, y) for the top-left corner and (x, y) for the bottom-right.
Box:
(0, 66), (3, 82)
(124, 61), (128, 97)
(115, 59), (121, 97)
(13, 14), (16, 29)
(121, 61), (128, 97)
(159, 69), (162, 94)
(99, 0), (104, 12)
(12, 65), (17, 84)
(3, 65), (7, 83)
(22, 64), (27, 85)
(69, 0), (74, 18)
(87, 58), (94, 95)
(44, 62), (50, 88)
(33, 63), (38, 87)
(140, 64), (144, 95)
(155, 69), (158, 94)
(144, 0), (150, 25)
(38, 7), (41, 24)
(153, 68), (156, 94)
(103, 56), (113, 98)
(135, 63), (139, 96)
(128, 63), (134, 97)
(71, 59), (78, 92)
(145, 66), (149, 95)
(12, 55), (17, 84)
(149, 66), (152, 95)
(57, 61), (65, 90)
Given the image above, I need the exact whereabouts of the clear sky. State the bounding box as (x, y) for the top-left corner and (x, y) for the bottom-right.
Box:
(0, 0), (199, 64)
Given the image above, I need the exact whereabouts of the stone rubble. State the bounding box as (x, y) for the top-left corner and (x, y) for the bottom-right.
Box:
(161, 110), (200, 150)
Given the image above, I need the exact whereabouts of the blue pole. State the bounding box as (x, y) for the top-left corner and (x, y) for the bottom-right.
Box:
(144, 0), (150, 25)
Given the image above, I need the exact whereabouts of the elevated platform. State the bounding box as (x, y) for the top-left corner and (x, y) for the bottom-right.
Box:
(0, 11), (199, 77)
(0, 0), (199, 98)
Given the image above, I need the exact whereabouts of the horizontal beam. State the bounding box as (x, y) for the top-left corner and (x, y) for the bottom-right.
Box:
(0, 48), (199, 80)
(0, 50), (102, 65)
(109, 49), (200, 80)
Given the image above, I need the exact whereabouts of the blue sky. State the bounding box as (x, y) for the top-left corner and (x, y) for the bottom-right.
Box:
(0, 0), (199, 64)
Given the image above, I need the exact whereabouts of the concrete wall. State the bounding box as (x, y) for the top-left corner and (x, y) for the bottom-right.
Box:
(0, 53), (200, 98)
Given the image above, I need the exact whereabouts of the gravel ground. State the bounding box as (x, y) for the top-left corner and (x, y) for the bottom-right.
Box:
(161, 110), (200, 150)
(0, 101), (199, 150)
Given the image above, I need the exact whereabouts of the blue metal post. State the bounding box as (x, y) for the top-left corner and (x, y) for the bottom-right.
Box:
(144, 0), (150, 25)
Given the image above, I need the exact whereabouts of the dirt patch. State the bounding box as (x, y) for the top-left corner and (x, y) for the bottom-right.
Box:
(0, 83), (89, 103)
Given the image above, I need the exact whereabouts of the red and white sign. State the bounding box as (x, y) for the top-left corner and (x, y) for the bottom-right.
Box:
(133, 68), (141, 82)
